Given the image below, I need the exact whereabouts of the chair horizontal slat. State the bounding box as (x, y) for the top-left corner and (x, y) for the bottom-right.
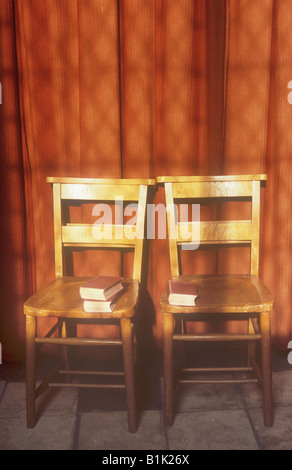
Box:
(61, 183), (142, 201)
(173, 333), (261, 341)
(157, 174), (267, 183)
(182, 367), (254, 372)
(59, 370), (124, 376)
(172, 181), (253, 199)
(62, 224), (137, 246)
(179, 378), (258, 384)
(176, 220), (252, 243)
(47, 176), (156, 185)
(35, 337), (123, 346)
(49, 383), (126, 389)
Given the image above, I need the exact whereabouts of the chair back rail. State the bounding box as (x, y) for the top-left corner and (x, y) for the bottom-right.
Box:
(159, 175), (266, 278)
(48, 177), (154, 281)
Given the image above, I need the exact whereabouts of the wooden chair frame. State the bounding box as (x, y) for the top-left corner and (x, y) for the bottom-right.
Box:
(24, 177), (155, 433)
(157, 175), (273, 427)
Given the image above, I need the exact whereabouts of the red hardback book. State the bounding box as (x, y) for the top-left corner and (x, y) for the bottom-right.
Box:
(167, 280), (198, 306)
(83, 293), (119, 313)
(80, 275), (124, 301)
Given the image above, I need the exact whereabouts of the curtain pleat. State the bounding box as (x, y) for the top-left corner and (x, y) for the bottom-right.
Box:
(1, 0), (292, 359)
(264, 0), (292, 349)
(0, 0), (30, 360)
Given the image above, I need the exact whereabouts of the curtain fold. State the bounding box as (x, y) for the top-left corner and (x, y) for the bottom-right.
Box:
(0, 0), (31, 360)
(1, 0), (292, 360)
(263, 0), (292, 349)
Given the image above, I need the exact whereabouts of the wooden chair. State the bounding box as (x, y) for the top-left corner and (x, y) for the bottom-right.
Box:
(24, 177), (155, 433)
(157, 175), (274, 427)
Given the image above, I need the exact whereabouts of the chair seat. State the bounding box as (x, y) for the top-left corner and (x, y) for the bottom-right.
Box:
(24, 277), (139, 319)
(160, 274), (274, 314)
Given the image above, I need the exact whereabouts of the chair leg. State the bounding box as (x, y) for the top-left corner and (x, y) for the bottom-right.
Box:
(120, 318), (137, 433)
(247, 318), (257, 367)
(60, 319), (76, 381)
(60, 320), (69, 379)
(163, 313), (174, 426)
(26, 315), (37, 428)
(176, 319), (187, 368)
(260, 311), (273, 427)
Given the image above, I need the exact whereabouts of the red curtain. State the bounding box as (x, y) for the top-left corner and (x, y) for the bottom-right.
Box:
(1, 0), (292, 360)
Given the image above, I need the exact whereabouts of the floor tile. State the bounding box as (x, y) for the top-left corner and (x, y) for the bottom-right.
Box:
(166, 409), (259, 450)
(249, 405), (292, 450)
(240, 370), (292, 409)
(0, 382), (79, 419)
(272, 371), (292, 406)
(174, 379), (243, 412)
(78, 410), (166, 450)
(0, 381), (6, 400)
(0, 415), (77, 450)
(38, 386), (79, 417)
(0, 382), (26, 418)
(0, 349), (290, 451)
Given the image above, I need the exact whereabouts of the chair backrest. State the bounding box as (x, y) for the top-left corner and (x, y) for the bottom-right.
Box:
(47, 177), (155, 282)
(157, 175), (267, 278)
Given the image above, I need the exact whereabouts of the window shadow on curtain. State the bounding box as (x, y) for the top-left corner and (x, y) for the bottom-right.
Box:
(1, 0), (292, 361)
(0, 0), (33, 361)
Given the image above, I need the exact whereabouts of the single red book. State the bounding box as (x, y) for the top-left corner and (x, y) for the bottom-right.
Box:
(83, 293), (119, 313)
(167, 280), (198, 306)
(80, 275), (124, 301)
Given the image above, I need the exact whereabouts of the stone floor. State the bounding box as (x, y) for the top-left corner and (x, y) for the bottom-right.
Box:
(0, 344), (292, 450)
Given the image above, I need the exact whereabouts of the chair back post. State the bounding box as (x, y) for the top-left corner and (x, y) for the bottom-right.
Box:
(251, 180), (261, 276)
(165, 182), (180, 278)
(132, 184), (148, 282)
(52, 182), (63, 278)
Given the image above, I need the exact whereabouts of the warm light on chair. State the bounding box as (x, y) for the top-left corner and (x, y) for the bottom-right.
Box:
(158, 174), (274, 428)
(24, 177), (155, 433)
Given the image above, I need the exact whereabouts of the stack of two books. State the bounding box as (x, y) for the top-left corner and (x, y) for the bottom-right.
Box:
(80, 275), (124, 313)
(167, 279), (198, 306)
